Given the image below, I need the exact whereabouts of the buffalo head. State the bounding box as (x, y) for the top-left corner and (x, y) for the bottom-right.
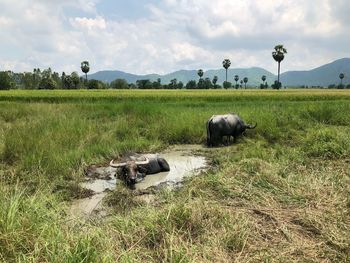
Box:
(110, 158), (149, 186)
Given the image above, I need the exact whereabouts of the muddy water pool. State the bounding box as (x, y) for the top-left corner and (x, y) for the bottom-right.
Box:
(70, 145), (209, 217)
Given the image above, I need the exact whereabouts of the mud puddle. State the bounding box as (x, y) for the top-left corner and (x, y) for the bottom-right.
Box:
(70, 145), (209, 217)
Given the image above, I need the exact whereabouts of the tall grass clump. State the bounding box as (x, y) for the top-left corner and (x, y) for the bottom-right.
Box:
(0, 184), (114, 262)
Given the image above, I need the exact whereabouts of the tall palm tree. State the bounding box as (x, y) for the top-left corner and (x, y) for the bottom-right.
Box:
(234, 75), (239, 87)
(81, 61), (90, 82)
(272, 45), (287, 89)
(243, 77), (248, 89)
(261, 75), (266, 89)
(213, 76), (218, 88)
(197, 69), (204, 80)
(222, 59), (231, 83)
(240, 79), (243, 88)
(339, 73), (345, 85)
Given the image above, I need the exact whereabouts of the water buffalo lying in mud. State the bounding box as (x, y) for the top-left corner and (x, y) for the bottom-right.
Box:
(206, 113), (256, 146)
(110, 154), (170, 186)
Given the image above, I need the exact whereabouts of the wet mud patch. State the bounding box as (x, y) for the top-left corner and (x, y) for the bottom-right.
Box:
(70, 145), (209, 217)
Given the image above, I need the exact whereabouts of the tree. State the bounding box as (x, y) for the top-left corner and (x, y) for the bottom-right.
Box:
(272, 80), (281, 90)
(32, 68), (41, 89)
(234, 75), (239, 89)
(61, 72), (66, 89)
(169, 78), (178, 89)
(22, 72), (34, 89)
(128, 83), (137, 89)
(261, 75), (267, 89)
(81, 61), (90, 82)
(240, 80), (243, 89)
(0, 71), (14, 90)
(185, 80), (197, 89)
(272, 45), (287, 90)
(223, 81), (232, 89)
(201, 78), (212, 89)
(87, 79), (99, 89)
(222, 59), (231, 83)
(152, 78), (162, 89)
(71, 72), (80, 89)
(52, 71), (60, 85)
(87, 79), (107, 89)
(197, 79), (205, 89)
(111, 79), (129, 89)
(136, 79), (152, 89)
(339, 73), (345, 85)
(39, 77), (57, 90)
(63, 75), (74, 89)
(213, 76), (218, 88)
(42, 68), (52, 79)
(243, 77), (248, 89)
(197, 69), (204, 80)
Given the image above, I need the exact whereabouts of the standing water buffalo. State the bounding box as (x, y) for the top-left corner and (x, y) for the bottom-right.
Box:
(206, 113), (256, 146)
(110, 154), (170, 186)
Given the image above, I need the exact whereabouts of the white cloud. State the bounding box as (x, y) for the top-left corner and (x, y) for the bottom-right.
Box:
(71, 16), (106, 30)
(0, 0), (349, 74)
(0, 16), (12, 26)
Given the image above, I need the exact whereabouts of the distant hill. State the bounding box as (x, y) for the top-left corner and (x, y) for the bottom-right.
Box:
(281, 58), (350, 86)
(88, 58), (350, 87)
(88, 67), (276, 86)
(87, 70), (162, 84)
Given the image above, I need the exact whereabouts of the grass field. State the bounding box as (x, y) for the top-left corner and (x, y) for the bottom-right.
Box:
(0, 89), (349, 262)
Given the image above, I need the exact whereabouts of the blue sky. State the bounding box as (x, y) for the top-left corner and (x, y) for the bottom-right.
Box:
(0, 0), (349, 74)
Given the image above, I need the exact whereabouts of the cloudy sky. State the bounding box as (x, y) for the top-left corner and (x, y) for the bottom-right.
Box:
(0, 0), (349, 74)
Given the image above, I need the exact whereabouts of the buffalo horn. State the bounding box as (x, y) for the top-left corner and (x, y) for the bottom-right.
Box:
(246, 123), (257, 129)
(135, 158), (149, 165)
(109, 160), (127, 168)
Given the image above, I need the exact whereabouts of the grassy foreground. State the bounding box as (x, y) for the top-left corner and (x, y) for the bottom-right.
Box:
(0, 89), (349, 262)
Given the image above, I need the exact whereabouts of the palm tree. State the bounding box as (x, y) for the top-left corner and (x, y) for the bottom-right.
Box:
(243, 77), (248, 89)
(234, 75), (239, 85)
(197, 69), (204, 80)
(213, 76), (218, 88)
(234, 75), (239, 89)
(272, 45), (287, 89)
(261, 75), (266, 89)
(81, 61), (90, 82)
(222, 59), (231, 83)
(240, 79), (243, 89)
(339, 73), (345, 85)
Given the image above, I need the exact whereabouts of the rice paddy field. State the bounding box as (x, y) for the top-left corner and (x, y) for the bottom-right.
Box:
(0, 89), (349, 262)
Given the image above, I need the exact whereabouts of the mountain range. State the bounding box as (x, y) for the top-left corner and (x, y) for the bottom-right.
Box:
(88, 58), (350, 87)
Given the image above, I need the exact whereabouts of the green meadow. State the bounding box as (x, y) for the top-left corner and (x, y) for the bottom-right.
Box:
(0, 89), (349, 262)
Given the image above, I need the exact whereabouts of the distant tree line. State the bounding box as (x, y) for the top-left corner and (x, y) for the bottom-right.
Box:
(0, 68), (108, 90)
(0, 53), (348, 90)
(0, 67), (253, 90)
(1, 69), (349, 90)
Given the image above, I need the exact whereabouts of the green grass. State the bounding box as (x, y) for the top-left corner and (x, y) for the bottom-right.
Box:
(0, 89), (349, 262)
